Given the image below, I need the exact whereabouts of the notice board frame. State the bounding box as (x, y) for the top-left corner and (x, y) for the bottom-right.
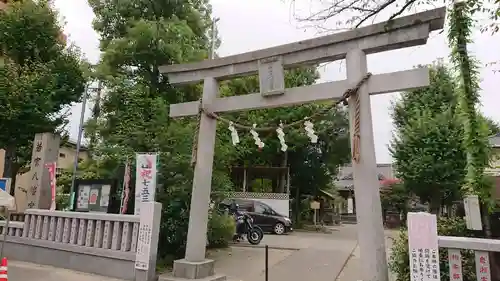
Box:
(72, 179), (119, 213)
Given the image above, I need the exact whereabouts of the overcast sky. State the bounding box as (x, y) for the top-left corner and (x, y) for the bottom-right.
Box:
(53, 0), (500, 164)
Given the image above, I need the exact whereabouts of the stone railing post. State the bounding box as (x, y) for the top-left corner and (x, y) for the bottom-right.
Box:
(135, 201), (162, 281)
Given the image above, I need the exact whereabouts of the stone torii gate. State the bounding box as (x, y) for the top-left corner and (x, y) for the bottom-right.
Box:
(160, 7), (445, 281)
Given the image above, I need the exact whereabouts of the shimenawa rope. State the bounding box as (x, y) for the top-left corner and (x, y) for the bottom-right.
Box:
(190, 72), (372, 166)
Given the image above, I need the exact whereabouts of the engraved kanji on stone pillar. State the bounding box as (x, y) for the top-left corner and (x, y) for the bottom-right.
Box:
(25, 133), (60, 210)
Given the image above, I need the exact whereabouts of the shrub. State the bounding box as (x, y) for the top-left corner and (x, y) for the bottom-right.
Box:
(56, 192), (70, 210)
(155, 172), (235, 266)
(389, 217), (476, 281)
(207, 212), (235, 248)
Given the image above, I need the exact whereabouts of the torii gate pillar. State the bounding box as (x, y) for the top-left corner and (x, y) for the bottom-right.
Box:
(347, 49), (387, 281)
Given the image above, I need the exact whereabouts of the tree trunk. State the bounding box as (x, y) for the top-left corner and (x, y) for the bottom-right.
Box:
(278, 151), (287, 193)
(3, 145), (16, 195)
(9, 163), (20, 197)
(294, 186), (300, 224)
(429, 195), (441, 215)
(89, 80), (102, 156)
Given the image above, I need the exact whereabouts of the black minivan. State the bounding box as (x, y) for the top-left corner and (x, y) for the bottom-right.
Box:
(221, 198), (293, 235)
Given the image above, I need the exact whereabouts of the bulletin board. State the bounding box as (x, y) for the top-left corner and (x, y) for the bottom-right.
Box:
(73, 179), (119, 213)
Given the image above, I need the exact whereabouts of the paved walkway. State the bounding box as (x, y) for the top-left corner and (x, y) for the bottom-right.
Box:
(336, 229), (399, 281)
(8, 260), (125, 281)
(8, 224), (397, 281)
(210, 224), (361, 281)
(209, 225), (400, 281)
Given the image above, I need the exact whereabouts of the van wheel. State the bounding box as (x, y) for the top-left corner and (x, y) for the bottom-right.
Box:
(273, 222), (285, 235)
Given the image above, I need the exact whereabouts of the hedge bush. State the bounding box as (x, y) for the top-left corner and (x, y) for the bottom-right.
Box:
(207, 212), (235, 248)
(389, 217), (476, 281)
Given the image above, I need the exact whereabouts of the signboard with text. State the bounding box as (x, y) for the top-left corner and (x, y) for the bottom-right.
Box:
(135, 202), (154, 270)
(408, 212), (440, 281)
(475, 251), (491, 281)
(134, 153), (158, 215)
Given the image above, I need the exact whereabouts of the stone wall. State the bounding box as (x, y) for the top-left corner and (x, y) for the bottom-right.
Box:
(0, 202), (161, 281)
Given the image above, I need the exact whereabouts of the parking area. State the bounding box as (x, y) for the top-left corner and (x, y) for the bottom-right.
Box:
(210, 224), (360, 281)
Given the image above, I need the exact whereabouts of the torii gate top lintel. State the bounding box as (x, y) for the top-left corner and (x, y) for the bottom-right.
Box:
(159, 7), (445, 85)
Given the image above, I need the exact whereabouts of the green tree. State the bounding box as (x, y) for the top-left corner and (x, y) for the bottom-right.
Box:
(87, 0), (351, 262)
(482, 116), (500, 135)
(449, 2), (493, 200)
(87, 0), (238, 262)
(380, 182), (409, 221)
(0, 0), (86, 191)
(390, 65), (467, 213)
(390, 64), (497, 214)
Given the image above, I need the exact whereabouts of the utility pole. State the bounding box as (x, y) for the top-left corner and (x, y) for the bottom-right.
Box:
(68, 82), (99, 210)
(210, 17), (219, 60)
(89, 80), (102, 150)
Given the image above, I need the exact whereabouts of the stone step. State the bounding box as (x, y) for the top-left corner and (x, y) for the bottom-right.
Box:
(158, 274), (227, 281)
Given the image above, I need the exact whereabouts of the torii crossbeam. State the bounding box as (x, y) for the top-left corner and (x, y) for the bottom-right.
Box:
(160, 7), (446, 281)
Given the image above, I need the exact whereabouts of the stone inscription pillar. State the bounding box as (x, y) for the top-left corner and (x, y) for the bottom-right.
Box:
(26, 133), (60, 209)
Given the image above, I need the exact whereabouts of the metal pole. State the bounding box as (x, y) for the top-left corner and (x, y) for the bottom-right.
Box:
(265, 244), (269, 281)
(68, 84), (89, 210)
(210, 17), (219, 60)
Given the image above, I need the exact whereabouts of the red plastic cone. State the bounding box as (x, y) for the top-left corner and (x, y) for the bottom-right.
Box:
(0, 257), (8, 281)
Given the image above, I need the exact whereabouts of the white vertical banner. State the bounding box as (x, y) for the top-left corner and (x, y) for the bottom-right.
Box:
(134, 153), (158, 215)
(408, 212), (440, 281)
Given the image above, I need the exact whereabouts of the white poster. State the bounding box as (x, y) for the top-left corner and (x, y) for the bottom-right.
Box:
(77, 185), (90, 209)
(347, 197), (353, 214)
(408, 212), (440, 281)
(134, 153), (158, 215)
(135, 202), (154, 270)
(100, 185), (111, 207)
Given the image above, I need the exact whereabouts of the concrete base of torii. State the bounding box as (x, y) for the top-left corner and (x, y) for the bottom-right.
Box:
(159, 259), (226, 281)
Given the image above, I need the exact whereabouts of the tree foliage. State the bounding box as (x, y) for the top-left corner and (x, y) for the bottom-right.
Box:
(0, 0), (86, 189)
(84, 0), (352, 262)
(390, 63), (498, 213)
(449, 2), (493, 201)
(390, 65), (467, 213)
(380, 183), (409, 215)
